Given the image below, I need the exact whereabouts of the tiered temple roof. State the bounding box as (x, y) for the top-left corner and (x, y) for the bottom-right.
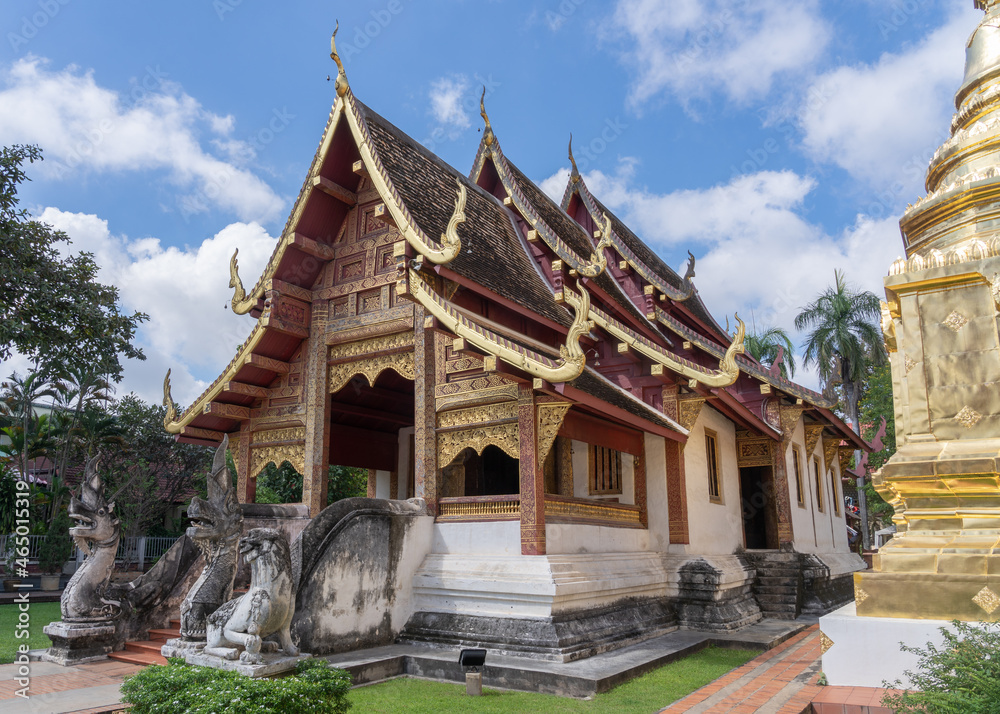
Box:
(162, 39), (864, 454)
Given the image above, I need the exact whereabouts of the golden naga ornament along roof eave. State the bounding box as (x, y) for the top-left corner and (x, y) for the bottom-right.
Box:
(577, 212), (613, 278)
(163, 369), (182, 434)
(402, 268), (593, 383)
(561, 286), (745, 388)
(229, 248), (263, 315)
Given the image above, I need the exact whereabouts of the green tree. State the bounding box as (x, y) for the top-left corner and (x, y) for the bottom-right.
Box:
(101, 395), (212, 538)
(858, 361), (896, 530)
(0, 144), (147, 380)
(794, 270), (886, 432)
(38, 509), (73, 574)
(744, 326), (797, 379)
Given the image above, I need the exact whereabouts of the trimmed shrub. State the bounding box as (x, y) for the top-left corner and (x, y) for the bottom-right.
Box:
(120, 657), (351, 713)
(883, 620), (1000, 714)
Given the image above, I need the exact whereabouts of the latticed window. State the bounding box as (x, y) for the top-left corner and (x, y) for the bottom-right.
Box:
(813, 457), (824, 512)
(705, 431), (721, 502)
(589, 445), (623, 495)
(792, 446), (805, 507)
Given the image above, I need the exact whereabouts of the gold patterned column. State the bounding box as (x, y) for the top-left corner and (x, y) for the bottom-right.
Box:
(413, 308), (439, 515)
(857, 0), (1000, 621)
(234, 426), (253, 504)
(519, 384), (545, 556)
(302, 301), (331, 517)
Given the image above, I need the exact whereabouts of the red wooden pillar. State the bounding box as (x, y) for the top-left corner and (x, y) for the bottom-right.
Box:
(518, 384), (545, 555)
(665, 440), (690, 544)
(634, 450), (648, 528)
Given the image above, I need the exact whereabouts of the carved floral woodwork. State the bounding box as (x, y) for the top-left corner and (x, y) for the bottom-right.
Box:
(736, 430), (774, 468)
(249, 427), (306, 479)
(804, 424), (825, 457)
(678, 397), (706, 431)
(536, 402), (573, 464)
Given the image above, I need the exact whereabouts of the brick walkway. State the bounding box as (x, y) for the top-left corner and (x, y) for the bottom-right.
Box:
(0, 658), (140, 713)
(660, 625), (824, 714)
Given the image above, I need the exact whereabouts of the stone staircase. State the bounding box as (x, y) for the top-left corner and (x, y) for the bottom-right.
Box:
(745, 550), (803, 620)
(108, 617), (180, 666)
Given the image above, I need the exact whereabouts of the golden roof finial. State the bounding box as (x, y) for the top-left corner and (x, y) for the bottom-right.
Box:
(480, 86), (494, 147)
(330, 21), (348, 98)
(568, 134), (580, 184)
(163, 369), (181, 434)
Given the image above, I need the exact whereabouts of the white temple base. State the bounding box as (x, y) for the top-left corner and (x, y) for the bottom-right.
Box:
(820, 602), (959, 688)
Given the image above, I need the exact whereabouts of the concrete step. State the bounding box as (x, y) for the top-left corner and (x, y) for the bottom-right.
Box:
(109, 648), (168, 666)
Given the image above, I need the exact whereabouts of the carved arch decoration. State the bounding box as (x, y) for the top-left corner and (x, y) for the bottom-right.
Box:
(437, 425), (520, 469)
(249, 427), (306, 479)
(328, 332), (416, 394)
(436, 401), (520, 467)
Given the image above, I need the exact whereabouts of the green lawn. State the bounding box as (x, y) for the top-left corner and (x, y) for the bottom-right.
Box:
(0, 601), (62, 663)
(348, 645), (757, 713)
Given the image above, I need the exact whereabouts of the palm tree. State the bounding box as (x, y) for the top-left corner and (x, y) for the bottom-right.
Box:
(745, 326), (797, 379)
(0, 371), (61, 479)
(52, 366), (113, 503)
(794, 270), (885, 432)
(74, 406), (125, 458)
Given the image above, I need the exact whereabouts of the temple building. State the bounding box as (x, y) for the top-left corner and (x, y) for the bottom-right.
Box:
(161, 33), (866, 658)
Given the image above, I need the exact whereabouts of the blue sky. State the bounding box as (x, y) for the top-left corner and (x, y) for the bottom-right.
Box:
(0, 0), (981, 405)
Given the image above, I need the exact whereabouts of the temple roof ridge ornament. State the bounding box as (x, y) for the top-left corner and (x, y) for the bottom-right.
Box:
(330, 21), (349, 99)
(568, 174), (697, 303)
(400, 268), (592, 382)
(568, 134), (580, 184)
(480, 87), (494, 147)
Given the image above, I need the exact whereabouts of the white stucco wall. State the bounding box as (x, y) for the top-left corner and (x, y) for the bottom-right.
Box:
(545, 522), (649, 554)
(644, 433), (670, 552)
(683, 405), (744, 554)
(375, 469), (391, 500)
(431, 520), (522, 555)
(784, 419), (850, 554)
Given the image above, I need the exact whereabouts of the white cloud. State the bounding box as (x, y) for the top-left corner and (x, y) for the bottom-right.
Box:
(799, 4), (979, 189)
(428, 74), (472, 134)
(540, 161), (901, 371)
(0, 57), (286, 224)
(15, 208), (278, 407)
(609, 0), (831, 109)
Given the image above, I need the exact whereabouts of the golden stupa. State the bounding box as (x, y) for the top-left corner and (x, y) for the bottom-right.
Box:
(859, 0), (1000, 620)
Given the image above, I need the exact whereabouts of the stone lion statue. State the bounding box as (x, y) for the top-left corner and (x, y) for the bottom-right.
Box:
(203, 528), (298, 664)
